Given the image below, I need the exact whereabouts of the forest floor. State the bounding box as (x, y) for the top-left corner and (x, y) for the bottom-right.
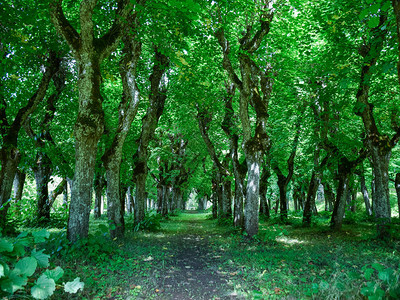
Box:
(36, 211), (400, 299)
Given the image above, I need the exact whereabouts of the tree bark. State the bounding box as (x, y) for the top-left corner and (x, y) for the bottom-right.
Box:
(323, 182), (334, 212)
(273, 125), (300, 221)
(303, 171), (319, 226)
(395, 173), (400, 218)
(221, 83), (245, 226)
(259, 164), (270, 218)
(133, 47), (169, 224)
(34, 152), (52, 223)
(101, 7), (144, 237)
(197, 106), (230, 219)
(127, 186), (134, 214)
(215, 6), (274, 237)
(211, 179), (218, 219)
(330, 157), (353, 230)
(0, 51), (60, 229)
(360, 170), (372, 216)
(303, 146), (327, 226)
(49, 178), (67, 209)
(13, 169), (26, 203)
(93, 167), (105, 219)
(353, 12), (397, 239)
(51, 0), (132, 242)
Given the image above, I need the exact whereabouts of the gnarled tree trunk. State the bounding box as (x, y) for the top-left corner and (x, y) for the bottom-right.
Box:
(13, 169), (26, 203)
(51, 0), (132, 242)
(134, 48), (169, 224)
(0, 51), (60, 229)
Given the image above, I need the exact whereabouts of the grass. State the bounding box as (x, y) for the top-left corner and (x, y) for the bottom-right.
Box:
(5, 210), (400, 299)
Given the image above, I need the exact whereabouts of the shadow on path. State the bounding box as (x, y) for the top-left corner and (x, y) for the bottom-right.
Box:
(142, 213), (240, 300)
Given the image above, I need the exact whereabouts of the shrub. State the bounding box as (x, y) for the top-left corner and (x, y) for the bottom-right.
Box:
(126, 210), (162, 232)
(0, 229), (84, 299)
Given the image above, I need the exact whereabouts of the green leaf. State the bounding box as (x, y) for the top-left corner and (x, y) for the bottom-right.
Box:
(364, 268), (375, 280)
(31, 249), (50, 268)
(31, 274), (56, 299)
(98, 224), (108, 234)
(0, 264), (4, 278)
(32, 230), (49, 243)
(378, 268), (394, 282)
(359, 8), (370, 20)
(368, 17), (380, 28)
(13, 242), (26, 257)
(44, 267), (64, 282)
(64, 277), (84, 294)
(17, 232), (29, 239)
(0, 269), (28, 294)
(361, 282), (375, 296)
(371, 263), (384, 272)
(0, 238), (13, 253)
(319, 280), (329, 290)
(381, 1), (391, 12)
(368, 287), (385, 300)
(15, 257), (37, 277)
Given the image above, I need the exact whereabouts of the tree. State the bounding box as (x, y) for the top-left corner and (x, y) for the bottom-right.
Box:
(50, 0), (132, 242)
(101, 1), (145, 238)
(0, 51), (61, 229)
(133, 47), (169, 224)
(214, 0), (274, 237)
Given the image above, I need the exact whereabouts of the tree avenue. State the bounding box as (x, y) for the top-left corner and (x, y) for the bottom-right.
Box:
(1, 0), (400, 245)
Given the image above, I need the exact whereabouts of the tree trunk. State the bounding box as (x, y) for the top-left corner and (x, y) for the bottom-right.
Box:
(127, 186), (134, 214)
(360, 171), (372, 216)
(49, 178), (67, 209)
(67, 55), (104, 242)
(51, 0), (133, 243)
(222, 179), (232, 218)
(330, 173), (350, 230)
(104, 160), (125, 238)
(162, 185), (169, 217)
(13, 169), (26, 203)
(259, 165), (270, 218)
(244, 150), (262, 237)
(135, 168), (147, 223)
(211, 180), (218, 219)
(69, 133), (102, 241)
(395, 173), (400, 219)
(277, 175), (288, 221)
(133, 48), (168, 223)
(34, 152), (52, 223)
(369, 147), (391, 238)
(156, 184), (163, 214)
(302, 171), (319, 226)
(0, 51), (59, 229)
(353, 11), (395, 239)
(66, 56), (105, 242)
(94, 171), (105, 219)
(323, 182), (334, 212)
(0, 147), (21, 228)
(215, 7), (274, 237)
(221, 83), (245, 226)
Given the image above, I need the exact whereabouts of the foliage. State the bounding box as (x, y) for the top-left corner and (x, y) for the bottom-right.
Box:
(127, 210), (163, 232)
(255, 225), (289, 244)
(0, 230), (83, 299)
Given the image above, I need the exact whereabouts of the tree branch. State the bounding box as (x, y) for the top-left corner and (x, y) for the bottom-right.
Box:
(49, 0), (80, 53)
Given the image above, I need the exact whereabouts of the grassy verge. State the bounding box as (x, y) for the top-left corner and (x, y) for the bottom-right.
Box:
(4, 211), (400, 299)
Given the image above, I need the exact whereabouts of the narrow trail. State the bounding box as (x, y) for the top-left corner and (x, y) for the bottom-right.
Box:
(143, 214), (240, 300)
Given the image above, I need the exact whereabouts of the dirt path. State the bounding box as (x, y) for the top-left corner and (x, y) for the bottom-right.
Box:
(142, 215), (240, 300)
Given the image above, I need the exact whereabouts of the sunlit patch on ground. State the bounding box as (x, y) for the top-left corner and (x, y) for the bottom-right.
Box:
(276, 236), (306, 245)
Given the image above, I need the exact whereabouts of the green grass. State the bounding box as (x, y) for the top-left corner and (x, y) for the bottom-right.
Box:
(5, 211), (400, 299)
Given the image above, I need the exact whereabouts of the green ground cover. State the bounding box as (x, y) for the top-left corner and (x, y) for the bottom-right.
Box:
(2, 211), (400, 299)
